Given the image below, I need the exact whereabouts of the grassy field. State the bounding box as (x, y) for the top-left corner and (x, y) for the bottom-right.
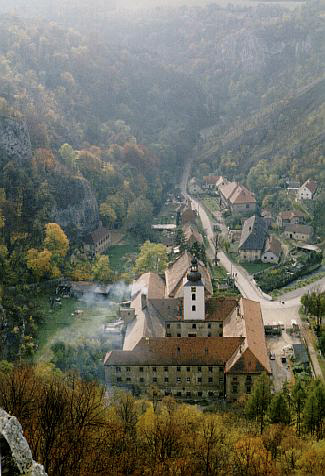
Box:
(201, 196), (220, 214)
(35, 292), (118, 362)
(107, 233), (142, 272)
(108, 244), (139, 272)
(211, 264), (228, 280)
(240, 262), (273, 274)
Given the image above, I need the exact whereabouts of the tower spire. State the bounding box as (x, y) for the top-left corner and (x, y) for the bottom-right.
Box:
(183, 255), (205, 320)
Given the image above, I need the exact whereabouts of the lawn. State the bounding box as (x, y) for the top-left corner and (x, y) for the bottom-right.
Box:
(202, 196), (219, 213)
(108, 244), (139, 272)
(107, 233), (142, 272)
(240, 262), (273, 274)
(35, 291), (118, 362)
(35, 293), (78, 358)
(211, 264), (228, 280)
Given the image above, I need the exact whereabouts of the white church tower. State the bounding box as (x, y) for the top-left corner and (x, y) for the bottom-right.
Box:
(183, 257), (205, 320)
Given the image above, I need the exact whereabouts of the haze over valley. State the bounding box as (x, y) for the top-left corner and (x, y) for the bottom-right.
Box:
(0, 1), (324, 475)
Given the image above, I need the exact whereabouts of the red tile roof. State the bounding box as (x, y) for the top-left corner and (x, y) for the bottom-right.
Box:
(278, 210), (305, 220)
(204, 175), (221, 185)
(205, 297), (238, 321)
(226, 299), (271, 374)
(230, 186), (256, 205)
(302, 179), (318, 194)
(105, 336), (243, 366)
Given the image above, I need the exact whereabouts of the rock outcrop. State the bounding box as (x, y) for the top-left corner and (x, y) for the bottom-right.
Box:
(50, 174), (99, 236)
(0, 116), (32, 162)
(0, 408), (47, 476)
(0, 115), (99, 237)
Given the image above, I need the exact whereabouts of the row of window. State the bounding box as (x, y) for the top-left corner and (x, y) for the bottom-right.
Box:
(231, 375), (252, 382)
(166, 322), (221, 329)
(116, 376), (222, 384)
(166, 332), (222, 337)
(232, 386), (251, 394)
(115, 366), (220, 373)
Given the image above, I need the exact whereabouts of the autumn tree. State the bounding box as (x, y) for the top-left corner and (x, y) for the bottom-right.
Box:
(26, 223), (69, 279)
(133, 241), (168, 275)
(298, 440), (325, 476)
(26, 248), (54, 279)
(92, 255), (112, 283)
(233, 436), (276, 476)
(44, 223), (69, 258)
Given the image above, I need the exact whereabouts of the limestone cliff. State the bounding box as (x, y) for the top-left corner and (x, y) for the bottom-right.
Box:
(50, 174), (99, 236)
(0, 116), (32, 162)
(0, 408), (47, 475)
(0, 115), (99, 237)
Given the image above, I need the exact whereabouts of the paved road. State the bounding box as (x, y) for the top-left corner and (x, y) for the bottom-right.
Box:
(181, 159), (325, 378)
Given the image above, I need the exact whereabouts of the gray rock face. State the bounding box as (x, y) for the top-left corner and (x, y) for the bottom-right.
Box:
(0, 116), (32, 162)
(50, 175), (100, 235)
(0, 408), (47, 475)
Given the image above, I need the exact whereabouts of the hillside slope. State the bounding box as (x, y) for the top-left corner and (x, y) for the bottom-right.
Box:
(198, 77), (325, 185)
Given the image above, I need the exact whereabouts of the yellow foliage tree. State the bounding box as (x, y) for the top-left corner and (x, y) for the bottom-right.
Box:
(133, 241), (168, 275)
(234, 436), (276, 476)
(44, 223), (69, 258)
(26, 249), (53, 279)
(92, 255), (112, 283)
(69, 260), (93, 281)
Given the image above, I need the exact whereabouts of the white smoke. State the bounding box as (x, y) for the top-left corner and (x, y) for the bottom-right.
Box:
(38, 281), (131, 361)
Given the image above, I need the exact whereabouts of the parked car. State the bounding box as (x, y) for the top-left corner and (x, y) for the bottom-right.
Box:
(270, 351), (276, 360)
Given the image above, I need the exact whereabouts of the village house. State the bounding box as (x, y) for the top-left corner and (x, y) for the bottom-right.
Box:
(218, 181), (256, 213)
(297, 179), (318, 200)
(105, 258), (271, 402)
(182, 223), (204, 248)
(284, 224), (314, 242)
(83, 225), (111, 255)
(261, 236), (282, 264)
(238, 215), (268, 262)
(277, 210), (306, 228)
(202, 175), (225, 190)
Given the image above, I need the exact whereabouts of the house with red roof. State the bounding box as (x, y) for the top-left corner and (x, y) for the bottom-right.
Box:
(218, 181), (256, 213)
(297, 179), (318, 200)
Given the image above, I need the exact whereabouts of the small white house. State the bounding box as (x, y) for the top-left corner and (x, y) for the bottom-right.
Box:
(297, 179), (318, 200)
(261, 236), (282, 263)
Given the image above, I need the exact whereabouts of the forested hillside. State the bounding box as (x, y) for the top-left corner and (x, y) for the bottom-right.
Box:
(0, 1), (323, 254)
